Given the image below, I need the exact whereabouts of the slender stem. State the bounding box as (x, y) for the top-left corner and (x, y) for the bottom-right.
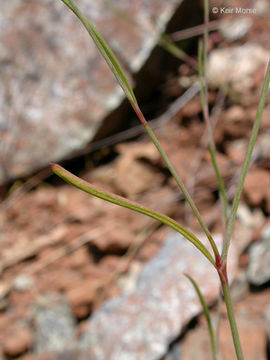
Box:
(201, 0), (229, 225)
(214, 289), (223, 358)
(203, 0), (209, 88)
(208, 145), (228, 225)
(221, 60), (270, 262)
(159, 34), (197, 69)
(132, 104), (220, 259)
(222, 281), (244, 360)
(60, 0), (220, 260)
(185, 274), (217, 360)
(60, 0), (137, 105)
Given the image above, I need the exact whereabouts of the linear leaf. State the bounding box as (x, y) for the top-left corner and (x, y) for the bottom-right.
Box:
(198, 37), (228, 226)
(185, 273), (216, 360)
(60, 0), (137, 105)
(51, 163), (215, 265)
(59, 0), (219, 259)
(222, 60), (270, 262)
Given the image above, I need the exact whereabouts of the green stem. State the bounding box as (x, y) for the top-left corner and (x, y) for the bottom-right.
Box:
(185, 274), (217, 360)
(208, 144), (228, 225)
(159, 34), (197, 69)
(133, 104), (220, 259)
(221, 60), (270, 262)
(60, 0), (137, 105)
(222, 281), (244, 360)
(201, 0), (229, 225)
(59, 0), (220, 261)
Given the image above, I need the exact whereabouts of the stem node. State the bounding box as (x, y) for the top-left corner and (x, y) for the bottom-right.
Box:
(215, 256), (228, 285)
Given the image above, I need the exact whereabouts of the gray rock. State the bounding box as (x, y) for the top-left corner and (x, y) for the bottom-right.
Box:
(165, 343), (182, 360)
(230, 270), (249, 301)
(12, 274), (34, 292)
(208, 44), (270, 93)
(0, 0), (183, 184)
(80, 232), (237, 360)
(261, 223), (270, 241)
(219, 18), (252, 42)
(31, 294), (76, 354)
(254, 0), (269, 15)
(247, 232), (270, 286)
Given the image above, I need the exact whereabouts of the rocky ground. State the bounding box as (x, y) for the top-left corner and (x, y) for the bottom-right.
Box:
(1, 0), (270, 359)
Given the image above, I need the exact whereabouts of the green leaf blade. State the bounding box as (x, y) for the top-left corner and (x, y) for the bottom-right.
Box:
(50, 163), (215, 266)
(222, 60), (270, 262)
(60, 0), (137, 105)
(185, 273), (216, 360)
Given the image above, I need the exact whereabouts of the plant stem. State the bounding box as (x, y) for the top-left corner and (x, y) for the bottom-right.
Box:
(185, 274), (217, 360)
(60, 0), (220, 260)
(133, 104), (220, 259)
(159, 33), (198, 69)
(201, 0), (229, 225)
(222, 281), (244, 360)
(221, 60), (270, 262)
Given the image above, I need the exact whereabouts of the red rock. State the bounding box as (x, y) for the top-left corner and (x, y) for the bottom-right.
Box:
(244, 168), (270, 206)
(180, 314), (266, 360)
(71, 304), (90, 320)
(181, 98), (201, 117)
(80, 233), (238, 359)
(67, 247), (90, 269)
(3, 326), (33, 357)
(220, 321), (266, 360)
(113, 142), (163, 197)
(66, 279), (102, 318)
(50, 270), (83, 292)
(265, 192), (270, 213)
(138, 242), (160, 261)
(224, 105), (246, 122)
(99, 255), (129, 273)
(226, 140), (247, 165)
(239, 253), (249, 268)
(80, 264), (110, 279)
(92, 226), (133, 252)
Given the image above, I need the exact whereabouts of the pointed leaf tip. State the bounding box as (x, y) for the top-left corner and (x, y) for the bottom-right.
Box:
(60, 0), (137, 105)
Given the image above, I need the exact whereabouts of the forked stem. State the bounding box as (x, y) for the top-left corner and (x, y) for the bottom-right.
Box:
(215, 260), (243, 360)
(133, 103), (220, 259)
(60, 0), (220, 260)
(54, 3), (270, 360)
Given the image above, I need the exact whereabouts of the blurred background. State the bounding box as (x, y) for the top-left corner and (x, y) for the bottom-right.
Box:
(0, 0), (270, 359)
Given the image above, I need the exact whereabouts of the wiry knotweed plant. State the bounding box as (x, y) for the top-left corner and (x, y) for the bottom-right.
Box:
(51, 1), (270, 359)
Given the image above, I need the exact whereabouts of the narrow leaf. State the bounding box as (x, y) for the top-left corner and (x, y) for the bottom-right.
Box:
(222, 60), (270, 262)
(198, 37), (229, 226)
(51, 163), (215, 266)
(159, 34), (197, 68)
(185, 273), (216, 360)
(60, 0), (137, 105)
(59, 0), (219, 259)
